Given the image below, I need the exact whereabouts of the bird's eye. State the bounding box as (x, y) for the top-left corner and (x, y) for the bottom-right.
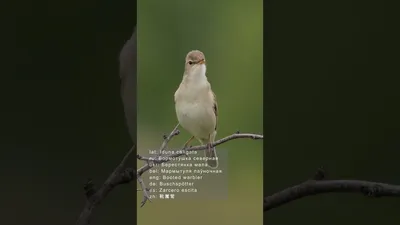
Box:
(188, 61), (193, 65)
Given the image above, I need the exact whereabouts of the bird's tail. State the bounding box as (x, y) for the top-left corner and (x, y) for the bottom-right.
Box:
(205, 146), (218, 169)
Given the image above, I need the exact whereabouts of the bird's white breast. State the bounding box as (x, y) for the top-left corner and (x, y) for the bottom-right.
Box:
(175, 65), (216, 139)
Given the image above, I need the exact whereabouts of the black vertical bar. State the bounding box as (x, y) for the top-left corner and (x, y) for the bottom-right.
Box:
(119, 25), (138, 225)
(117, 2), (138, 225)
(2, 0), (138, 224)
(263, 0), (269, 218)
(264, 0), (400, 224)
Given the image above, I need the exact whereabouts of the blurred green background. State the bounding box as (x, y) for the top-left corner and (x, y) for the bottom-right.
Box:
(137, 0), (263, 224)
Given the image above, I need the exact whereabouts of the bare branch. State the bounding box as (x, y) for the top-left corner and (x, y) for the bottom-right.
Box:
(137, 132), (264, 176)
(135, 130), (263, 205)
(76, 127), (263, 224)
(263, 168), (400, 212)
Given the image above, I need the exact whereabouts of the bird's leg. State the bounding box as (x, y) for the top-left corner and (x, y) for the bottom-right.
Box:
(182, 136), (194, 156)
(183, 136), (194, 148)
(207, 134), (213, 154)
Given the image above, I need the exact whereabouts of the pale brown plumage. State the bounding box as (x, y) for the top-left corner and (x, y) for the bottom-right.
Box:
(174, 50), (219, 168)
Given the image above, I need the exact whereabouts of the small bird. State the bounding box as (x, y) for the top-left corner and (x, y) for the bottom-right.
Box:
(174, 50), (219, 169)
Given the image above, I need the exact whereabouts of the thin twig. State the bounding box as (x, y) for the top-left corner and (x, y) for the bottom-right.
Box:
(159, 123), (180, 153)
(137, 172), (152, 207)
(135, 123), (181, 206)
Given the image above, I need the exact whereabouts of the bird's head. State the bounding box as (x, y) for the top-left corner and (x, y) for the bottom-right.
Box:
(184, 50), (206, 76)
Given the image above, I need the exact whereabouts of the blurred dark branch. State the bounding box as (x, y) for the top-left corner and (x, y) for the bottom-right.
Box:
(76, 146), (135, 225)
(263, 168), (400, 212)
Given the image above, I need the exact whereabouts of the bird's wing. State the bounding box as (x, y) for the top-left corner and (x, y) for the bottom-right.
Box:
(174, 84), (182, 104)
(174, 89), (178, 103)
(211, 90), (218, 131)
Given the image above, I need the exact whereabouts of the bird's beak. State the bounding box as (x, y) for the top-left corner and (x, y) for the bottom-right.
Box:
(198, 59), (205, 64)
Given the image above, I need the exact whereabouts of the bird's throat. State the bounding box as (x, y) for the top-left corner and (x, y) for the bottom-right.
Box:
(184, 65), (208, 85)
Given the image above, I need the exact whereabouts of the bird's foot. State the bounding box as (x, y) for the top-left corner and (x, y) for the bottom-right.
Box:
(207, 143), (213, 152)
